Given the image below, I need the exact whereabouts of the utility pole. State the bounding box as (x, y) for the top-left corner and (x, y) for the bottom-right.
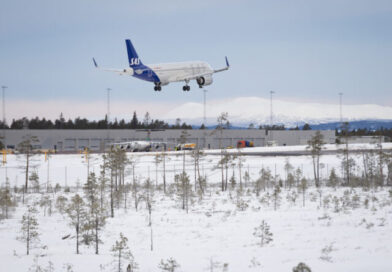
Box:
(1, 86), (7, 148)
(270, 90), (275, 128)
(339, 92), (343, 124)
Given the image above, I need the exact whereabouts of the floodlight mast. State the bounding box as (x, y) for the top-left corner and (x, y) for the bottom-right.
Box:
(270, 90), (275, 128)
(339, 92), (343, 124)
(203, 89), (208, 149)
(106, 88), (112, 150)
(1, 86), (7, 148)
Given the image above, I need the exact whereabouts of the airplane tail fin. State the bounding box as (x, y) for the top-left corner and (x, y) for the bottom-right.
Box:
(125, 39), (143, 67)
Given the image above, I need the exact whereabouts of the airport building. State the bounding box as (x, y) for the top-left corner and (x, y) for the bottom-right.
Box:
(2, 129), (336, 152)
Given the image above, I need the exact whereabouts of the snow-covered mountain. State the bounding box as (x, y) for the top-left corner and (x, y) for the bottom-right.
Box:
(163, 97), (392, 127)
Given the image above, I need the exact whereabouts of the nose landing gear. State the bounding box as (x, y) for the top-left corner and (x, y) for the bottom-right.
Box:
(182, 85), (190, 91)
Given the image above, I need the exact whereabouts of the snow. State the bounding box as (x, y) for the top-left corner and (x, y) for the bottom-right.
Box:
(1, 145), (392, 271)
(163, 96), (392, 126)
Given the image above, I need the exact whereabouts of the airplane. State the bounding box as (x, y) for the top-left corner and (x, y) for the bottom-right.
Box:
(111, 141), (166, 152)
(93, 39), (229, 91)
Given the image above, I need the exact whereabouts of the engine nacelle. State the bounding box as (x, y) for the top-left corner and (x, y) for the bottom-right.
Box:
(196, 75), (213, 86)
(122, 68), (134, 75)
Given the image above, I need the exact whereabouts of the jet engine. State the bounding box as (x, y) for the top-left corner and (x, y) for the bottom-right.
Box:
(196, 75), (213, 86)
(122, 68), (134, 75)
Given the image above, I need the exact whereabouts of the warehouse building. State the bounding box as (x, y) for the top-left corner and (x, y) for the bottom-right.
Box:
(2, 129), (336, 152)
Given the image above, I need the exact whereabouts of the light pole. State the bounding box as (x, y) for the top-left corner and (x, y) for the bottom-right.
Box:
(106, 88), (111, 151)
(339, 92), (343, 124)
(203, 89), (208, 148)
(1, 86), (7, 148)
(270, 90), (275, 128)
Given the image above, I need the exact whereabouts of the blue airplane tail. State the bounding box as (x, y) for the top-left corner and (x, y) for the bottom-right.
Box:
(125, 39), (143, 67)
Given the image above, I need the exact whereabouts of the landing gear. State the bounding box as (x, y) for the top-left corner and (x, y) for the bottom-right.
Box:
(154, 83), (162, 91)
(182, 85), (190, 91)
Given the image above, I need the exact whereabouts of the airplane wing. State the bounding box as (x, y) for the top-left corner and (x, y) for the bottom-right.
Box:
(172, 56), (230, 82)
(92, 58), (133, 76)
(173, 71), (214, 83)
(213, 56), (230, 73)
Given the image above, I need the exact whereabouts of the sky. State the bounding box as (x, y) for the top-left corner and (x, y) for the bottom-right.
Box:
(1, 0), (392, 122)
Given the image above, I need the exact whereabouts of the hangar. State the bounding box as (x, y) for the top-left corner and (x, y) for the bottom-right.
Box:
(2, 129), (336, 152)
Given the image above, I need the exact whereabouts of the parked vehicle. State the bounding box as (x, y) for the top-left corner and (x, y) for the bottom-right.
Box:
(175, 143), (196, 151)
(237, 140), (254, 148)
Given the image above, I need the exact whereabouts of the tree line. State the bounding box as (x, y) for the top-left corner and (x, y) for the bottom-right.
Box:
(0, 112), (193, 130)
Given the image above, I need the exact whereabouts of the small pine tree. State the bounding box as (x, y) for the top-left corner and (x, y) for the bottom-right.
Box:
(83, 173), (106, 254)
(292, 262), (312, 272)
(39, 195), (52, 216)
(272, 185), (281, 210)
(253, 220), (273, 246)
(327, 168), (339, 188)
(243, 170), (250, 188)
(29, 172), (40, 193)
(175, 172), (191, 213)
(159, 258), (180, 272)
(66, 194), (86, 254)
(298, 177), (308, 207)
(0, 184), (14, 219)
(111, 233), (137, 272)
(18, 206), (40, 255)
(55, 195), (68, 214)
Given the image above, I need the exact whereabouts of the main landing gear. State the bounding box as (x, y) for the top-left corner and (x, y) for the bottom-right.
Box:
(182, 85), (190, 91)
(154, 83), (162, 91)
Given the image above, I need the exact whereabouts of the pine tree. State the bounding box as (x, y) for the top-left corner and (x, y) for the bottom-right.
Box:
(83, 172), (106, 254)
(272, 185), (281, 210)
(29, 172), (40, 193)
(298, 177), (308, 207)
(39, 194), (52, 216)
(18, 206), (40, 255)
(284, 159), (294, 188)
(306, 131), (325, 187)
(111, 233), (137, 272)
(175, 172), (191, 213)
(154, 153), (162, 187)
(253, 220), (273, 246)
(55, 195), (68, 214)
(292, 262), (312, 272)
(17, 134), (39, 194)
(159, 258), (180, 272)
(66, 194), (86, 254)
(256, 167), (272, 196)
(327, 168), (339, 187)
(130, 111), (139, 129)
(0, 183), (14, 219)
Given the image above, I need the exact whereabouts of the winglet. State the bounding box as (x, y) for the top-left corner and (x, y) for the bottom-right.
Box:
(93, 58), (98, 68)
(213, 57), (230, 73)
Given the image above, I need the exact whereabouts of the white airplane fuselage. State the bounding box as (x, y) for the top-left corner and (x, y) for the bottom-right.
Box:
(147, 61), (213, 86)
(93, 39), (229, 91)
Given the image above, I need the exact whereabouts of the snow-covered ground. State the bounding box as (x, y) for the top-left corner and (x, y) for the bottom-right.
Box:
(1, 145), (392, 271)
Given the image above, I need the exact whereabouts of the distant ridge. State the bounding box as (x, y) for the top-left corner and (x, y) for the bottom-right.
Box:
(164, 97), (392, 128)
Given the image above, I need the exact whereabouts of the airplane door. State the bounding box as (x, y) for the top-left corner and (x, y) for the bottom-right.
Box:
(148, 70), (152, 77)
